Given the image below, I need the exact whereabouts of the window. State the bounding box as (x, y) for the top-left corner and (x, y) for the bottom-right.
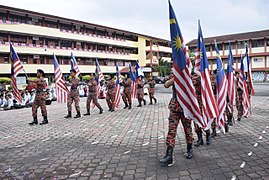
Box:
(252, 39), (264, 48)
(4, 57), (9, 64)
(46, 59), (50, 64)
(267, 39), (269, 46)
(237, 40), (248, 49)
(33, 59), (37, 64)
(224, 42), (235, 50)
(205, 45), (211, 52)
(40, 58), (44, 64)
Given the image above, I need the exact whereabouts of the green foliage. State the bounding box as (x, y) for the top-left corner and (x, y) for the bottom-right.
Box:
(0, 77), (11, 84)
(157, 59), (171, 77)
(82, 75), (91, 82)
(27, 77), (37, 81)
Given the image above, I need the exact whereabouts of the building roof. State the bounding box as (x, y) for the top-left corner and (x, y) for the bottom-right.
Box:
(0, 5), (170, 43)
(187, 29), (269, 47)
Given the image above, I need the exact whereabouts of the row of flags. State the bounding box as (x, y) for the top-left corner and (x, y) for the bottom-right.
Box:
(169, 0), (255, 131)
(9, 43), (144, 108)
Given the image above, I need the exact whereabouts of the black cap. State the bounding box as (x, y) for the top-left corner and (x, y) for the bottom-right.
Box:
(37, 69), (45, 76)
(70, 69), (76, 73)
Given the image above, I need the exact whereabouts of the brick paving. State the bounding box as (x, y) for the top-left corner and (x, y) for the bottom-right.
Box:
(0, 84), (269, 180)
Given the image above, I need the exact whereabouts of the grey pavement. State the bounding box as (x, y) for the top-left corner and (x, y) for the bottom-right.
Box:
(0, 84), (269, 180)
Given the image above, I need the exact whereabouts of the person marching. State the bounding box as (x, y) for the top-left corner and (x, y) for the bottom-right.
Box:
(210, 70), (218, 138)
(192, 73), (211, 146)
(136, 75), (146, 107)
(148, 76), (157, 105)
(159, 73), (193, 166)
(64, 69), (81, 118)
(235, 72), (243, 121)
(106, 74), (116, 112)
(122, 74), (132, 109)
(84, 74), (103, 116)
(28, 69), (48, 125)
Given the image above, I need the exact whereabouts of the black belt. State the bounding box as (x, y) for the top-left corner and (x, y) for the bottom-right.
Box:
(36, 90), (44, 93)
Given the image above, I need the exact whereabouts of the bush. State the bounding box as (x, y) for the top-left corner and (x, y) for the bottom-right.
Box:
(82, 75), (91, 82)
(0, 77), (11, 84)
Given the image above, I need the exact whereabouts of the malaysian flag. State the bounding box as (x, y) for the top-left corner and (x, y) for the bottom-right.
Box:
(197, 20), (219, 129)
(114, 64), (121, 108)
(226, 45), (236, 113)
(70, 52), (81, 76)
(168, 1), (204, 128)
(92, 59), (104, 108)
(135, 61), (144, 78)
(244, 45), (255, 95)
(10, 43), (24, 103)
(129, 63), (137, 98)
(53, 54), (69, 103)
(214, 40), (227, 133)
(238, 55), (250, 117)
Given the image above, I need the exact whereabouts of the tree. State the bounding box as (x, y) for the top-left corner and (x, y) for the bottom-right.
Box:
(157, 59), (172, 77)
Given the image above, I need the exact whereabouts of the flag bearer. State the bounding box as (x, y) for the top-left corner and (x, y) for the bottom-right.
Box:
(122, 74), (132, 109)
(106, 74), (116, 112)
(235, 72), (243, 121)
(136, 75), (146, 107)
(148, 76), (157, 105)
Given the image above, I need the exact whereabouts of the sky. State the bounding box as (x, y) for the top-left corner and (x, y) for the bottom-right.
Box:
(1, 0), (269, 42)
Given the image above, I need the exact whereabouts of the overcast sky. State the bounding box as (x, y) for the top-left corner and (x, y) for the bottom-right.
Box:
(2, 0), (269, 42)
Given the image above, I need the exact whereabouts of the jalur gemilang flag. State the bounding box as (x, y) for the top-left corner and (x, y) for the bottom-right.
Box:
(214, 40), (227, 133)
(70, 52), (80, 76)
(129, 63), (137, 98)
(244, 45), (255, 95)
(92, 59), (104, 108)
(226, 45), (236, 113)
(10, 43), (24, 103)
(114, 64), (121, 108)
(168, 1), (204, 128)
(197, 20), (219, 129)
(53, 54), (69, 103)
(238, 55), (250, 117)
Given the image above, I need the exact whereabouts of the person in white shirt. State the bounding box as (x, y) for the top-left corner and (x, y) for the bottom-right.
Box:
(3, 94), (13, 110)
(25, 90), (35, 107)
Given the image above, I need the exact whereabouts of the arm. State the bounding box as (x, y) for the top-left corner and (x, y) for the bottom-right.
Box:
(164, 77), (174, 88)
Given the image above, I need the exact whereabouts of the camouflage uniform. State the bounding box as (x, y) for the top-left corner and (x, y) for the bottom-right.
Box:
(87, 78), (102, 110)
(136, 79), (145, 105)
(166, 74), (193, 147)
(236, 77), (243, 119)
(67, 77), (80, 112)
(106, 79), (116, 110)
(122, 78), (132, 106)
(148, 79), (157, 104)
(32, 77), (47, 117)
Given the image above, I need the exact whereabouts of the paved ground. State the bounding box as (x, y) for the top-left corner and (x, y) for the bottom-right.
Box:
(0, 84), (269, 180)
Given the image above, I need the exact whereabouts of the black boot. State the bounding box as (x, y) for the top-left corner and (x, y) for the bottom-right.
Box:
(143, 99), (146, 105)
(211, 128), (217, 138)
(149, 98), (153, 105)
(227, 116), (233, 126)
(194, 132), (204, 146)
(206, 130), (211, 145)
(128, 104), (132, 109)
(29, 116), (38, 125)
(185, 143), (193, 159)
(84, 109), (90, 116)
(74, 111), (81, 118)
(225, 123), (229, 133)
(137, 103), (142, 107)
(237, 117), (241, 121)
(99, 108), (103, 114)
(159, 146), (173, 166)
(64, 111), (71, 118)
(123, 102), (129, 109)
(40, 116), (48, 125)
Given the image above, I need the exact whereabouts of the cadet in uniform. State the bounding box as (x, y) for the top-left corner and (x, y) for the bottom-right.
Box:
(122, 74), (132, 109)
(148, 76), (157, 105)
(159, 73), (193, 166)
(136, 75), (146, 107)
(64, 69), (81, 118)
(210, 70), (217, 138)
(192, 73), (211, 146)
(84, 74), (103, 115)
(235, 72), (243, 121)
(106, 74), (116, 112)
(28, 69), (48, 125)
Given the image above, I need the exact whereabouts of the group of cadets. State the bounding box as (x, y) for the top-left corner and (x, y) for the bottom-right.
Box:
(27, 68), (157, 125)
(159, 69), (253, 166)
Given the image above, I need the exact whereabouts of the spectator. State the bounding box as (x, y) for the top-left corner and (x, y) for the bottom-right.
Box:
(25, 90), (36, 107)
(3, 94), (13, 110)
(50, 87), (57, 101)
(45, 89), (52, 105)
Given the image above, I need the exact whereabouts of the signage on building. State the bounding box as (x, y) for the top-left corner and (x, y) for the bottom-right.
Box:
(142, 67), (152, 72)
(16, 76), (27, 85)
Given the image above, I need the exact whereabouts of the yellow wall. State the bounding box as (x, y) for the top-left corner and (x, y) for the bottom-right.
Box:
(137, 36), (147, 66)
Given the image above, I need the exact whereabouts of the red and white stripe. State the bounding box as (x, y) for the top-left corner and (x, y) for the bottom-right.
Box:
(73, 64), (80, 77)
(13, 59), (23, 77)
(226, 72), (236, 113)
(194, 51), (201, 76)
(238, 74), (250, 117)
(131, 81), (136, 98)
(216, 77), (228, 133)
(173, 38), (204, 129)
(11, 76), (22, 103)
(54, 66), (68, 103)
(115, 83), (121, 108)
(201, 70), (219, 130)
